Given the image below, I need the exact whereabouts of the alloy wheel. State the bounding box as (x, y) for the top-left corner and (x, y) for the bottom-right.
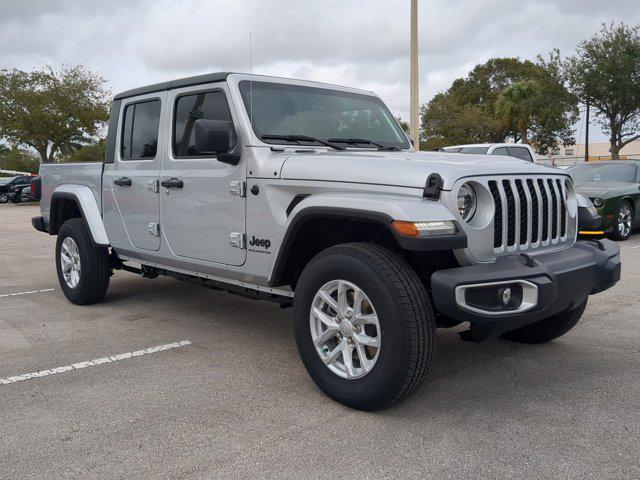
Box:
(309, 280), (381, 379)
(618, 203), (632, 238)
(60, 237), (81, 289)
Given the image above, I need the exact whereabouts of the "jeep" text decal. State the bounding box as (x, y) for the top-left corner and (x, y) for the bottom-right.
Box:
(249, 236), (271, 249)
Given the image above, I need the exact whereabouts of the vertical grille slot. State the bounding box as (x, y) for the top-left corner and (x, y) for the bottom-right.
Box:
(489, 181), (502, 248)
(557, 179), (567, 237)
(515, 180), (528, 245)
(537, 179), (549, 241)
(502, 180), (516, 247)
(547, 179), (559, 240)
(526, 179), (539, 243)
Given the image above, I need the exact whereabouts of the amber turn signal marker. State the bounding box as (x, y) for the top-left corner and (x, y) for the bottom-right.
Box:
(392, 221), (420, 237)
(579, 231), (605, 235)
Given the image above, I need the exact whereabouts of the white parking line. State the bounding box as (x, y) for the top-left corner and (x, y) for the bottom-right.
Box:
(631, 244), (640, 249)
(0, 340), (192, 386)
(0, 288), (55, 298)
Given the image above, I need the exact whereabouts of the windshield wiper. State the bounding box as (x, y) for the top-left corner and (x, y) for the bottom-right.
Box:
(261, 134), (345, 150)
(327, 138), (401, 151)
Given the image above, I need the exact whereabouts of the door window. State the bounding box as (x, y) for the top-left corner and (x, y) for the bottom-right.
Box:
(173, 91), (233, 157)
(507, 147), (533, 162)
(120, 100), (161, 160)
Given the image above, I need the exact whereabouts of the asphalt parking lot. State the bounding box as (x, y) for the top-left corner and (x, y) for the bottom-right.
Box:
(1, 203), (639, 480)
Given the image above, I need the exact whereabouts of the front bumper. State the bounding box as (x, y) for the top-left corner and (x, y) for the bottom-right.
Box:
(577, 205), (613, 236)
(431, 239), (621, 340)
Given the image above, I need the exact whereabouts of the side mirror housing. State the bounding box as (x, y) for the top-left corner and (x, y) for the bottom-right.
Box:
(194, 119), (240, 165)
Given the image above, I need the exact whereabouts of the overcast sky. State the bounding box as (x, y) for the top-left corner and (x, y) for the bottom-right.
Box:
(2, 0), (639, 144)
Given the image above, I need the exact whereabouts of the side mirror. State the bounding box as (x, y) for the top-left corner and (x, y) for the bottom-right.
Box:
(194, 119), (240, 165)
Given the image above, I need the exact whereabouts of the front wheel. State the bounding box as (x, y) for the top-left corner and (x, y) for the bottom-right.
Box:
(611, 200), (633, 241)
(56, 218), (111, 305)
(0, 192), (8, 203)
(501, 298), (588, 344)
(294, 243), (435, 411)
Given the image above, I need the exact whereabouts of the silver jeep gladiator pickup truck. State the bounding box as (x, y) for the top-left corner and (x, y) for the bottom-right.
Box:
(32, 73), (621, 410)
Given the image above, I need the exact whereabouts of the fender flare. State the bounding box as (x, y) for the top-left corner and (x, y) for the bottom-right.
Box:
(267, 194), (465, 286)
(50, 185), (109, 245)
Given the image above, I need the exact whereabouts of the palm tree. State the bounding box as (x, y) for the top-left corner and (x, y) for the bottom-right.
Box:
(495, 80), (540, 144)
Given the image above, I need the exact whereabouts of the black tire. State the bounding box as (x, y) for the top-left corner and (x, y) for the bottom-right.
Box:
(294, 243), (435, 411)
(55, 218), (111, 305)
(0, 192), (9, 203)
(611, 200), (633, 241)
(501, 298), (588, 344)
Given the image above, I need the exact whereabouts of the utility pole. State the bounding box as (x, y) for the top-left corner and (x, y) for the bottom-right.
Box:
(584, 100), (590, 163)
(410, 0), (420, 151)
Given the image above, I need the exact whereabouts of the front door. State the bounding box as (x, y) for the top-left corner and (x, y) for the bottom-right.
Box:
(160, 84), (246, 266)
(104, 93), (165, 251)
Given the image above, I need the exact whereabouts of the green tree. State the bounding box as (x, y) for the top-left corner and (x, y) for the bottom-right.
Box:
(495, 80), (540, 144)
(58, 139), (106, 163)
(565, 23), (640, 159)
(421, 57), (578, 154)
(0, 65), (110, 164)
(0, 147), (40, 174)
(395, 116), (410, 135)
(421, 93), (502, 147)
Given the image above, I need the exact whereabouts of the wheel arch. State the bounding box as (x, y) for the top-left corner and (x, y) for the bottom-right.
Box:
(267, 203), (466, 288)
(268, 207), (398, 288)
(50, 185), (109, 245)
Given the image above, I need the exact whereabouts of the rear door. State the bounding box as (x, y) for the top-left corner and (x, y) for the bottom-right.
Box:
(160, 83), (246, 266)
(103, 93), (165, 251)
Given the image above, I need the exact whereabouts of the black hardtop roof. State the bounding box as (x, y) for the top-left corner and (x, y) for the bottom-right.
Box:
(113, 72), (234, 100)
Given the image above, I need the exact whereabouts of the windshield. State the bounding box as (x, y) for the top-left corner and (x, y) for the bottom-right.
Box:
(0, 176), (17, 185)
(568, 164), (638, 183)
(239, 81), (410, 149)
(443, 147), (489, 154)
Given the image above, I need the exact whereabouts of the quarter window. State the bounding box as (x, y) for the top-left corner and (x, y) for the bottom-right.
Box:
(173, 91), (233, 157)
(507, 147), (533, 162)
(120, 100), (161, 160)
(492, 147), (509, 156)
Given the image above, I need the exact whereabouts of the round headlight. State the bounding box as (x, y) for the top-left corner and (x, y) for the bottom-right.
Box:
(457, 183), (477, 221)
(592, 198), (604, 208)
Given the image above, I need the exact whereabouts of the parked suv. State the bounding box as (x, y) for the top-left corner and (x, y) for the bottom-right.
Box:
(32, 73), (621, 410)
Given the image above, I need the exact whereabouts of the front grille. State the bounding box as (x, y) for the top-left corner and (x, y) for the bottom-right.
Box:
(488, 176), (571, 253)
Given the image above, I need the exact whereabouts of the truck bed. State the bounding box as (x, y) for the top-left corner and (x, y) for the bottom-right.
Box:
(39, 162), (104, 222)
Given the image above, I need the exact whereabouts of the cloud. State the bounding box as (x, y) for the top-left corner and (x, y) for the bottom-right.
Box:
(1, 0), (638, 141)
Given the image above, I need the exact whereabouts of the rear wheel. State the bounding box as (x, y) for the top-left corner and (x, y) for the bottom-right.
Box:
(501, 298), (588, 344)
(612, 201), (633, 241)
(294, 243), (435, 411)
(56, 218), (111, 305)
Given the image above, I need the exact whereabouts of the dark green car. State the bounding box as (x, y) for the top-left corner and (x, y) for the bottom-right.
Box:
(568, 161), (640, 241)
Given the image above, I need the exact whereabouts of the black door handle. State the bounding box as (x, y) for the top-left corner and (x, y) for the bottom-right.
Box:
(114, 177), (132, 187)
(161, 178), (184, 189)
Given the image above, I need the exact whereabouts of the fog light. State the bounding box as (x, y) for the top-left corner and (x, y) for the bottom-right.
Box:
(464, 283), (523, 311)
(499, 287), (512, 306)
(456, 280), (538, 315)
